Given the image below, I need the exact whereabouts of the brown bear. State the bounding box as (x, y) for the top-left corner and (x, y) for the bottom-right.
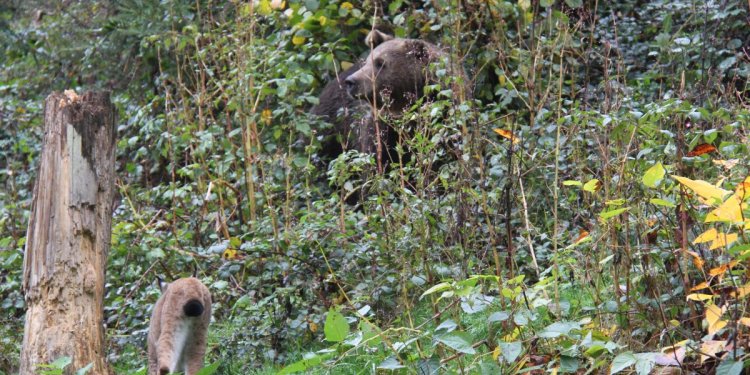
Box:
(313, 29), (467, 164)
(310, 29), (398, 161)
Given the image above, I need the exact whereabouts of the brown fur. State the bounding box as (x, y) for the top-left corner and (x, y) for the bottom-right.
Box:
(345, 30), (468, 113)
(147, 277), (212, 375)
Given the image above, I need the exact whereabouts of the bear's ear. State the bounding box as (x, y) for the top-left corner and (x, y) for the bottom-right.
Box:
(366, 29), (394, 48)
(405, 40), (431, 62)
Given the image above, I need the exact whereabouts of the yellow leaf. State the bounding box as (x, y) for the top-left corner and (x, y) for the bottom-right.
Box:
(492, 346), (501, 361)
(340, 2), (353, 10)
(292, 35), (306, 45)
(262, 108), (272, 124)
(692, 228), (718, 244)
(686, 293), (714, 301)
(700, 340), (726, 363)
(709, 232), (738, 250)
(222, 248), (238, 260)
(705, 193), (743, 223)
(669, 319), (680, 327)
(700, 340), (726, 364)
(705, 304), (722, 327)
(671, 175), (730, 204)
(734, 283), (750, 299)
(493, 128), (520, 144)
(739, 317), (750, 327)
(690, 282), (710, 292)
(685, 250), (704, 269)
(709, 264), (729, 277)
(708, 319), (727, 336)
(319, 16), (327, 26)
(309, 321), (318, 333)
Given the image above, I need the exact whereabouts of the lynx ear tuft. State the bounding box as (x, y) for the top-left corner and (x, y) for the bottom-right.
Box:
(184, 299), (205, 317)
(156, 277), (168, 292)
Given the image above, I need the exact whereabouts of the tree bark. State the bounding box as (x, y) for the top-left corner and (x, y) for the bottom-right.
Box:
(20, 91), (116, 375)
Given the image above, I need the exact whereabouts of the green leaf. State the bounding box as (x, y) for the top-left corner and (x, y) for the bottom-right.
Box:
(540, 0), (554, 7)
(435, 331), (476, 354)
(421, 282), (452, 298)
(563, 180), (582, 187)
(716, 359), (744, 375)
(642, 162), (666, 188)
(277, 353), (326, 374)
(75, 363), (93, 375)
(360, 320), (381, 346)
(324, 310), (349, 342)
(565, 0), (582, 7)
(611, 352), (637, 374)
(605, 199), (626, 206)
(649, 198), (676, 207)
(498, 341), (522, 363)
(417, 356), (441, 375)
(634, 353), (655, 375)
(599, 207), (629, 220)
(583, 179), (600, 193)
(538, 321), (580, 338)
(559, 355), (579, 373)
(50, 357), (72, 369)
(195, 361), (222, 375)
(377, 356), (405, 370)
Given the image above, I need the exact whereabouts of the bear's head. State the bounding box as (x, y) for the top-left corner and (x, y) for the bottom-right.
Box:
(345, 30), (442, 112)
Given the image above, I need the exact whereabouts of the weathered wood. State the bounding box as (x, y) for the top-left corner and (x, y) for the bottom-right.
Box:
(20, 90), (116, 375)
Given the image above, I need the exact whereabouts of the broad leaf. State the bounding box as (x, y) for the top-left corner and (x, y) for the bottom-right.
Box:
(435, 331), (476, 354)
(377, 356), (405, 370)
(642, 162), (665, 188)
(716, 360), (744, 375)
(671, 175), (730, 204)
(610, 352), (637, 374)
(498, 341), (522, 363)
(324, 310), (349, 342)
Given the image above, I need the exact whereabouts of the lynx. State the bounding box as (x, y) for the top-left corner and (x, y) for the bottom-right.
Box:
(147, 277), (212, 375)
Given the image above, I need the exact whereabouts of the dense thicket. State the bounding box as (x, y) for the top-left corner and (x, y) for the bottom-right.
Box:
(1, 0), (749, 373)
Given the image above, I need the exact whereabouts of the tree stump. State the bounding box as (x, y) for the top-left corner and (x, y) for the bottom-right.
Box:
(20, 91), (116, 375)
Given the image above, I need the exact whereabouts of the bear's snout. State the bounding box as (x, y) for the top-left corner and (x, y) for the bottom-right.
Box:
(344, 76), (358, 98)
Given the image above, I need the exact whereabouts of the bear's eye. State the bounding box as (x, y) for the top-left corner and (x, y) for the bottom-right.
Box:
(374, 58), (385, 70)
